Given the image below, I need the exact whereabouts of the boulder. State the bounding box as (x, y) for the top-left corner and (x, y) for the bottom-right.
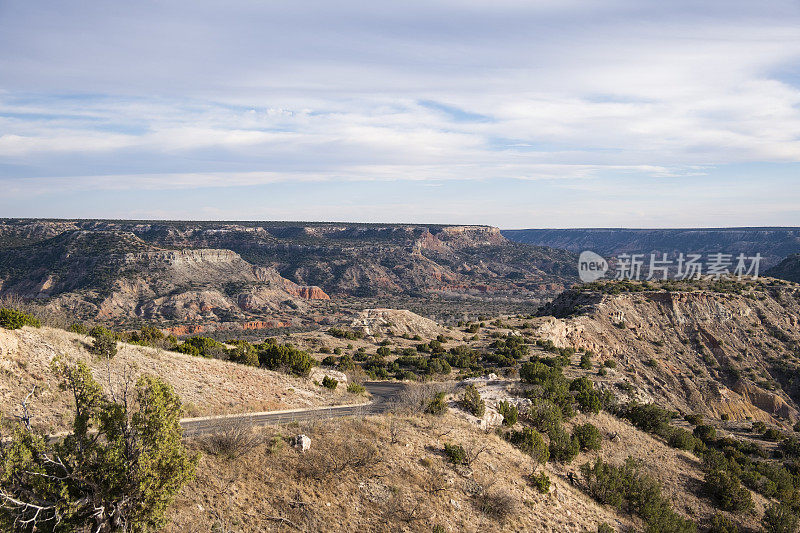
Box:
(309, 367), (348, 385)
(293, 434), (311, 452)
(479, 408), (504, 429)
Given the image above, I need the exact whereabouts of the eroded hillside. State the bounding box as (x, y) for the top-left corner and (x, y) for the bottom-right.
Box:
(0, 220), (576, 329)
(535, 279), (800, 425)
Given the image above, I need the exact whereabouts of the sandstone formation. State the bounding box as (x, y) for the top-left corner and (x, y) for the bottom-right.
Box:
(0, 220), (576, 328)
(351, 308), (450, 338)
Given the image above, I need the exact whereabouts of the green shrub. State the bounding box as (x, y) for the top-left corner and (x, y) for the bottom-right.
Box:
(321, 376), (338, 389)
(597, 524), (615, 533)
(752, 421), (767, 433)
(622, 402), (673, 435)
(327, 327), (363, 340)
(570, 377), (601, 414)
(0, 307), (40, 330)
(527, 400), (564, 435)
(226, 340), (259, 366)
(68, 322), (88, 335)
(603, 360), (617, 368)
(257, 342), (316, 377)
(425, 392), (448, 416)
(703, 469), (753, 513)
(498, 401), (518, 426)
(693, 424), (717, 443)
(337, 353), (355, 371)
(780, 436), (800, 459)
(573, 423), (602, 451)
(707, 513), (740, 533)
(581, 457), (628, 508)
(124, 325), (174, 349)
(508, 428), (549, 464)
(666, 428), (701, 452)
(579, 353), (592, 370)
(548, 427), (579, 464)
(0, 360), (196, 531)
(462, 384), (485, 417)
(761, 502), (799, 533)
(444, 443), (466, 465)
(763, 428), (783, 441)
(321, 355), (337, 366)
(89, 334), (118, 359)
(582, 457), (696, 532)
(175, 336), (226, 359)
(346, 382), (365, 395)
(685, 413), (703, 426)
(530, 471), (550, 493)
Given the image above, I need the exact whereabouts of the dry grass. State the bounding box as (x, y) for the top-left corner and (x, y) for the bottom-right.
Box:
(164, 413), (632, 533)
(0, 326), (364, 433)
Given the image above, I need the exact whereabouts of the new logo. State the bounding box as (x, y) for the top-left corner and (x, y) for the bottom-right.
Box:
(578, 251), (608, 282)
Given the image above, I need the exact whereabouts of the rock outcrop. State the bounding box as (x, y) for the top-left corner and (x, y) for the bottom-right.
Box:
(535, 280), (800, 424)
(0, 220), (576, 326)
(351, 309), (449, 338)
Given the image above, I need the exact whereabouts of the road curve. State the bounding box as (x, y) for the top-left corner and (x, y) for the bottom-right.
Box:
(180, 381), (406, 437)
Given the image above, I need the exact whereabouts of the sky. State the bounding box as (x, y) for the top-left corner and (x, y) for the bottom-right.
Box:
(0, 0), (799, 228)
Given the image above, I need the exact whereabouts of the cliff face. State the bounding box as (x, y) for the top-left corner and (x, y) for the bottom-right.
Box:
(535, 280), (800, 424)
(0, 220), (575, 325)
(0, 226), (332, 326)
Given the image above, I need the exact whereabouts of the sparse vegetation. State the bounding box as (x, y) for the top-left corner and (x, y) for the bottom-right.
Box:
(0, 307), (40, 330)
(346, 382), (366, 395)
(702, 469), (753, 513)
(581, 457), (697, 532)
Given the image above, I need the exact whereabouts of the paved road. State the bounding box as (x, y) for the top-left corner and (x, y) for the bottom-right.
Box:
(180, 381), (406, 437)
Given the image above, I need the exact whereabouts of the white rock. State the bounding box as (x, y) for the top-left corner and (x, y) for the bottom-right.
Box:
(480, 408), (504, 429)
(309, 367), (348, 385)
(293, 434), (311, 452)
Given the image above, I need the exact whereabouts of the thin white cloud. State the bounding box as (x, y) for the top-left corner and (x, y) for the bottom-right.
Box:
(0, 1), (799, 224)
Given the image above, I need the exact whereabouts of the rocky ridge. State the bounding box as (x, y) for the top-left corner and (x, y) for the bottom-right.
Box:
(0, 219), (576, 327)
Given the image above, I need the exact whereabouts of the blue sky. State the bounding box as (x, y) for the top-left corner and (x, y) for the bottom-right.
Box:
(0, 0), (799, 227)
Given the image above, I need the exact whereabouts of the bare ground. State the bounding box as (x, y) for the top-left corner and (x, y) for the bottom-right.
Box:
(165, 413), (633, 533)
